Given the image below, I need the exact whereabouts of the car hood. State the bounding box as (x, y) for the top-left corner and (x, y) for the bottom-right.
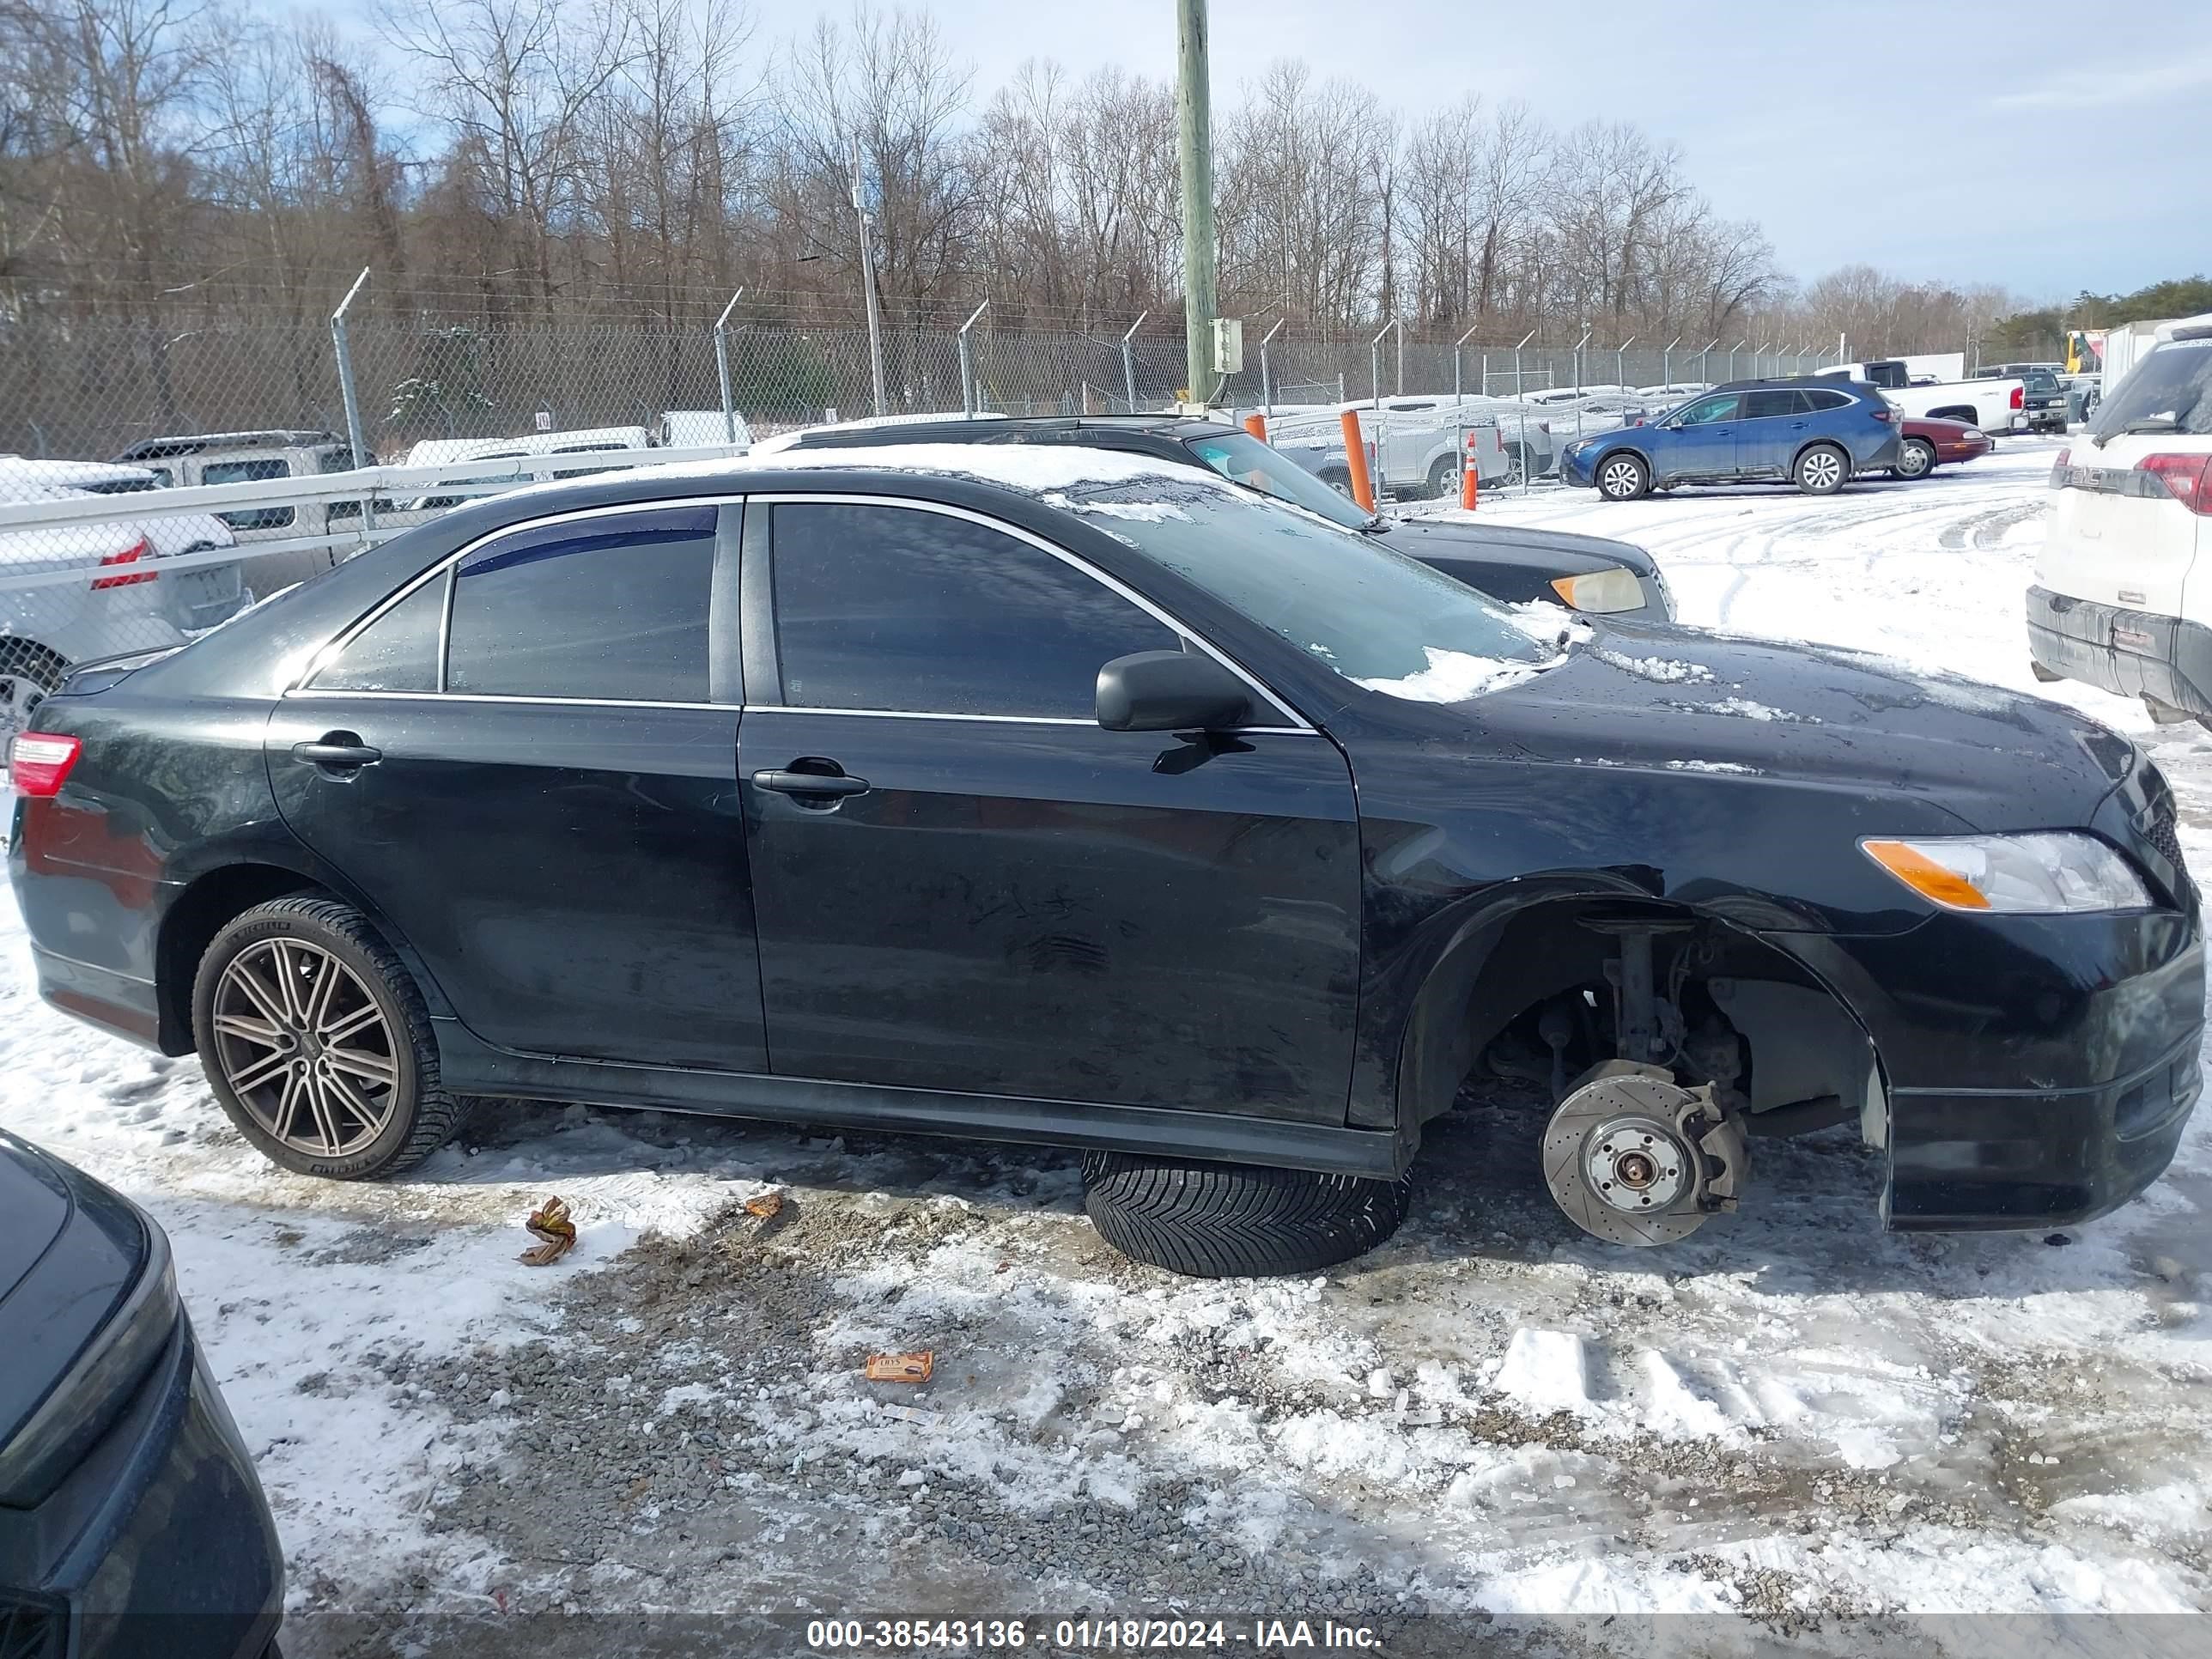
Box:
(1465, 624), (2136, 832)
(1375, 517), (1659, 578)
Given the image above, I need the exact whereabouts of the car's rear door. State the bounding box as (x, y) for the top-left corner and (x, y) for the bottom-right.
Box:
(1735, 388), (1809, 477)
(267, 500), (769, 1071)
(736, 495), (1363, 1123)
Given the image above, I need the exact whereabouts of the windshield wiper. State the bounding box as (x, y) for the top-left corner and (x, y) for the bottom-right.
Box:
(2095, 415), (2183, 448)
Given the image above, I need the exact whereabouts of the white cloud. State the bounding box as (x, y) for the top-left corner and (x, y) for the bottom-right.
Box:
(1984, 53), (2212, 112)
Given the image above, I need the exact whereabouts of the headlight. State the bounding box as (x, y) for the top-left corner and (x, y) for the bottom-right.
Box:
(1861, 833), (2152, 914)
(1549, 566), (1646, 613)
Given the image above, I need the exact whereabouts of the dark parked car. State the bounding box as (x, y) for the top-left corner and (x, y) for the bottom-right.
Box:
(1562, 378), (1903, 500)
(776, 414), (1674, 623)
(1892, 416), (1993, 480)
(0, 1133), (283, 1659)
(8, 450), (2199, 1277)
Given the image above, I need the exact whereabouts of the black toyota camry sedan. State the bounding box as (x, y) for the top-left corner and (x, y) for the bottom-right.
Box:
(7, 446), (2201, 1276)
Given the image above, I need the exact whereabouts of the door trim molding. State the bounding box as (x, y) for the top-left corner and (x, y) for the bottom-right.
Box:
(434, 1018), (1400, 1180)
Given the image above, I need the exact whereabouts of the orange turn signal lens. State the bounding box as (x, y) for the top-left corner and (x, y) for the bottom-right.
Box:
(1860, 839), (1991, 910)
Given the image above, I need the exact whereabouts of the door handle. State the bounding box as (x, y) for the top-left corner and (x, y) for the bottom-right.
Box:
(752, 767), (869, 799)
(291, 734), (382, 773)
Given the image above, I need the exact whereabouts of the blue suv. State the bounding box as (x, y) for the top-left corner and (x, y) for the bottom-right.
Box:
(1560, 378), (1902, 500)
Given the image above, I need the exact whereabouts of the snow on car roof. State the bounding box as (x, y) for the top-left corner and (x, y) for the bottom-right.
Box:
(549, 440), (1231, 501)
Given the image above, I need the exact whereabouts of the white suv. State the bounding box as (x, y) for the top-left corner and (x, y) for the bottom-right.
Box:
(2028, 321), (2212, 725)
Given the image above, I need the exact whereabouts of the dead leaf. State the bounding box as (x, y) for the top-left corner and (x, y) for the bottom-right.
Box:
(994, 1260), (1012, 1274)
(744, 1191), (785, 1220)
(519, 1196), (576, 1267)
(865, 1351), (934, 1384)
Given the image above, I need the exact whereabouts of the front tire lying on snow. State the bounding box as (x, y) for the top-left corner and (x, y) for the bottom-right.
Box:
(1081, 1152), (1412, 1277)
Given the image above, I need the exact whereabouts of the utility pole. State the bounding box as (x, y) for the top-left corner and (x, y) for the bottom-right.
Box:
(851, 137), (888, 416)
(1176, 0), (1216, 405)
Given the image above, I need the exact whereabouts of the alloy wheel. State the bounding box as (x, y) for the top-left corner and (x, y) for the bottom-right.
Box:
(1599, 459), (1643, 499)
(1802, 450), (1844, 491)
(212, 939), (400, 1158)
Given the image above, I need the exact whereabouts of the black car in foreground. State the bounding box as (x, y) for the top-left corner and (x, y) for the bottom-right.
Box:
(775, 414), (1675, 623)
(0, 1134), (283, 1659)
(7, 445), (2200, 1275)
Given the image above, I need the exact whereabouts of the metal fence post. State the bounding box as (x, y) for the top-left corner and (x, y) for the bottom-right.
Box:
(1370, 321), (1391, 408)
(1515, 330), (1534, 398)
(1728, 338), (1745, 381)
(1453, 323), (1479, 404)
(1700, 339), (1718, 384)
(331, 268), (371, 469)
(1121, 311), (1148, 412)
(1574, 325), (1590, 397)
(1617, 335), (1637, 389)
(1260, 316), (1285, 414)
(1394, 319), (1405, 396)
(958, 299), (989, 417)
(714, 287), (744, 444)
(1661, 335), (1680, 389)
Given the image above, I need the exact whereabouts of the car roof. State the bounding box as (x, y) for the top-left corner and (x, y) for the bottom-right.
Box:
(781, 414), (1235, 451)
(112, 429), (346, 460)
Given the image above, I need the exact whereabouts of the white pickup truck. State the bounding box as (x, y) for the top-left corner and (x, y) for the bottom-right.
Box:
(1813, 360), (2030, 434)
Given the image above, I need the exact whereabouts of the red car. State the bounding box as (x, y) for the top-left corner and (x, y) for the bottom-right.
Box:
(1893, 416), (1991, 479)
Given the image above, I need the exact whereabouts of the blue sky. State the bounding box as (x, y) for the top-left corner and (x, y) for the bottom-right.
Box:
(748, 0), (2212, 301)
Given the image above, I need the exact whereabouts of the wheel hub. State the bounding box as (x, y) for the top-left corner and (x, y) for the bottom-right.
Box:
(210, 939), (400, 1158)
(1541, 1066), (1748, 1246)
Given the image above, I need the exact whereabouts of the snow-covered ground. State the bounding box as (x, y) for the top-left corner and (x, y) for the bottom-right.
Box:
(3, 431), (2210, 1652)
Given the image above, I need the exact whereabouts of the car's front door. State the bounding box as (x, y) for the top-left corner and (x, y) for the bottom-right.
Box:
(1656, 392), (1742, 482)
(267, 501), (770, 1071)
(737, 496), (1364, 1123)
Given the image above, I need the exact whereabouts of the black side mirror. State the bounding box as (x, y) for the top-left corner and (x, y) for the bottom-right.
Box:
(1096, 650), (1253, 732)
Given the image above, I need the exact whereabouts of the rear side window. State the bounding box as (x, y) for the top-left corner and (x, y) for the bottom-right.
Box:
(2092, 343), (2212, 439)
(1741, 390), (1801, 419)
(769, 503), (1179, 718)
(312, 575), (447, 693)
(1801, 388), (1851, 411)
(204, 456), (295, 531)
(445, 507), (717, 701)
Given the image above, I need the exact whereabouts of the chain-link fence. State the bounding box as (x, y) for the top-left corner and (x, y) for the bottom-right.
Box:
(0, 297), (1837, 746)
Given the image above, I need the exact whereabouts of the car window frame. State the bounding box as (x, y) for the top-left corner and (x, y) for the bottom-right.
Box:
(743, 492), (1311, 734)
(291, 497), (744, 708)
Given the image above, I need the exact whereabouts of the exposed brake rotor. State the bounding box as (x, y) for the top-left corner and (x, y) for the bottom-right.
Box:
(1540, 1061), (1749, 1246)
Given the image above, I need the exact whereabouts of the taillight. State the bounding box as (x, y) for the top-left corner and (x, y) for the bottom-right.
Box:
(88, 538), (155, 591)
(2011, 386), (2025, 410)
(8, 733), (81, 797)
(2139, 453), (2212, 514)
(2050, 448), (2071, 489)
(1869, 407), (1894, 422)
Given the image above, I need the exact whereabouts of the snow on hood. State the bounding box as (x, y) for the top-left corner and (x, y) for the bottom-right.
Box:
(1354, 647), (1557, 705)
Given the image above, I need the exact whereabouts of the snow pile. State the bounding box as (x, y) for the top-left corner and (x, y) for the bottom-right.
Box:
(1041, 492), (1193, 523)
(1488, 1328), (1594, 1413)
(1595, 647), (1717, 684)
(549, 440), (1226, 502)
(1666, 759), (1759, 775)
(1353, 646), (1555, 705)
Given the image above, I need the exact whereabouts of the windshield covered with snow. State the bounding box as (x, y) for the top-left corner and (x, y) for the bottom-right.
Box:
(1054, 477), (1570, 704)
(2092, 339), (2212, 440)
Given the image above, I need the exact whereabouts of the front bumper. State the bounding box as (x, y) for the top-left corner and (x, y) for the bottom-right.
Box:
(1771, 901), (2203, 1231)
(2027, 584), (2212, 717)
(1559, 447), (1598, 488)
(0, 1313), (284, 1659)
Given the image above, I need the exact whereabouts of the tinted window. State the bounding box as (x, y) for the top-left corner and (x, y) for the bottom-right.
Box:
(313, 574), (447, 692)
(2093, 340), (2212, 439)
(771, 503), (1179, 718)
(446, 507), (716, 701)
(1674, 394), (1741, 426)
(205, 455), (295, 531)
(1741, 390), (1801, 420)
(1802, 388), (1851, 411)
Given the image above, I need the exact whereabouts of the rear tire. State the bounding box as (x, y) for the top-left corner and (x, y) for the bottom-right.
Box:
(1081, 1152), (1412, 1278)
(191, 896), (474, 1180)
(1891, 437), (1936, 481)
(1794, 443), (1848, 495)
(1595, 453), (1650, 501)
(1425, 453), (1461, 501)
